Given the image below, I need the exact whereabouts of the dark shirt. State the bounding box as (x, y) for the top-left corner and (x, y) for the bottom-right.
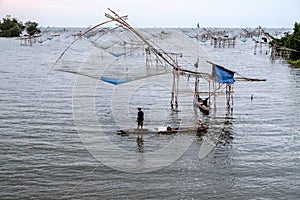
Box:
(137, 111), (144, 121)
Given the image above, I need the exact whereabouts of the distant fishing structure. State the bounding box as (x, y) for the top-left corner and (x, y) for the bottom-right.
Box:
(19, 34), (42, 46)
(210, 36), (236, 48)
(191, 28), (236, 48)
(190, 25), (298, 61)
(18, 27), (73, 46)
(248, 26), (297, 60)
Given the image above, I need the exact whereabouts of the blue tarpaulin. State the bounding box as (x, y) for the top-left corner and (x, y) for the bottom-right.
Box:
(101, 76), (132, 85)
(109, 52), (125, 57)
(213, 65), (235, 83)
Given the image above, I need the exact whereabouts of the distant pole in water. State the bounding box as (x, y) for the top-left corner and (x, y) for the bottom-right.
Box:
(195, 23), (199, 70)
(251, 94), (253, 101)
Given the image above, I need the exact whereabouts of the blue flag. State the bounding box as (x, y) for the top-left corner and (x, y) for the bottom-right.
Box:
(197, 22), (200, 29)
(213, 65), (235, 83)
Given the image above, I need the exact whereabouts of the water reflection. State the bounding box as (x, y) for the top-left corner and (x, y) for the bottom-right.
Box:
(196, 106), (236, 192)
(136, 135), (144, 153)
(196, 103), (234, 160)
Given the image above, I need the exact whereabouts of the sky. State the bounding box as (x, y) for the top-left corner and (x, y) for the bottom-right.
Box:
(0, 0), (299, 28)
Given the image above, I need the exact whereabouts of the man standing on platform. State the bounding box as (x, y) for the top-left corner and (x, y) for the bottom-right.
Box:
(137, 107), (144, 129)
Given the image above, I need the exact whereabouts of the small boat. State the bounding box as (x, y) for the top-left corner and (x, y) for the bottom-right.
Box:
(198, 125), (209, 131)
(157, 126), (208, 134)
(194, 96), (209, 114)
(117, 129), (156, 136)
(117, 126), (208, 136)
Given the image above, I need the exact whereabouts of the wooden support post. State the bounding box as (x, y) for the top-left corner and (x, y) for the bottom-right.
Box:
(170, 69), (180, 109)
(213, 81), (217, 109)
(175, 72), (179, 108)
(171, 69), (175, 109)
(208, 80), (211, 105)
(194, 76), (198, 95)
(231, 84), (234, 112)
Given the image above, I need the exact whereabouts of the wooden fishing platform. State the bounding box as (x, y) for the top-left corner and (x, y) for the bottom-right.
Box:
(52, 9), (267, 118)
(210, 36), (236, 48)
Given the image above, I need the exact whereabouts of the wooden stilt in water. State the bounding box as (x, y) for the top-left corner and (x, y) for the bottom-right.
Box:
(208, 80), (211, 105)
(231, 84), (234, 113)
(171, 69), (175, 109)
(225, 83), (234, 113)
(213, 80), (217, 109)
(175, 72), (179, 108)
(171, 69), (179, 109)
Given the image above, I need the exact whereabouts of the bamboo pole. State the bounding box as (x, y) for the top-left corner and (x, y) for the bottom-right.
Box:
(105, 8), (179, 70)
(171, 69), (176, 109)
(231, 84), (234, 112)
(208, 80), (211, 105)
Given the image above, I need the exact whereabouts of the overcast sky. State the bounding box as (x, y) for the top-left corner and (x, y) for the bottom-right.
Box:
(0, 0), (299, 28)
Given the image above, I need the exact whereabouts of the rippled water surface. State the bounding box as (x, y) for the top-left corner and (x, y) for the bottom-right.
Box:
(1, 28), (299, 199)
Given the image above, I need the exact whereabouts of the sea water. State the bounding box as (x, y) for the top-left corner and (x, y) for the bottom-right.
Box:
(0, 28), (299, 199)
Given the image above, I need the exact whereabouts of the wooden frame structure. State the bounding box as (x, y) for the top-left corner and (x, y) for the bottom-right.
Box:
(104, 9), (214, 109)
(52, 9), (266, 115)
(19, 34), (42, 46)
(210, 36), (236, 48)
(104, 9), (268, 113)
(252, 26), (298, 60)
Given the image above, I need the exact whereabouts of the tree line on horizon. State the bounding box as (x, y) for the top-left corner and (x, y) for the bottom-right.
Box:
(0, 15), (41, 37)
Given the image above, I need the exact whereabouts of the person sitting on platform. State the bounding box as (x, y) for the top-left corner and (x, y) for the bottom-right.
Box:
(197, 119), (208, 130)
(197, 119), (203, 128)
(167, 126), (172, 131)
(203, 98), (208, 106)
